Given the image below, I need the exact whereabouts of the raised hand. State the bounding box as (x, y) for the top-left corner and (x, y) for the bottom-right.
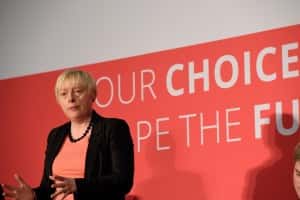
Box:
(50, 175), (77, 200)
(2, 174), (35, 200)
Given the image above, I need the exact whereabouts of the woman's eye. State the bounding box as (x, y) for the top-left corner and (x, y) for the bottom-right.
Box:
(75, 90), (82, 94)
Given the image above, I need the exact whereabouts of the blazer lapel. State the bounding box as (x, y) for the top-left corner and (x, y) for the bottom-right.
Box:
(85, 112), (105, 178)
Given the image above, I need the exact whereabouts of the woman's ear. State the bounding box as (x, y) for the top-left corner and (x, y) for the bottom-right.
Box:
(91, 92), (96, 102)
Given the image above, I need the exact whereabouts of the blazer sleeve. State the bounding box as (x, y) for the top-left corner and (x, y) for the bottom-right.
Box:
(34, 129), (56, 200)
(74, 119), (134, 199)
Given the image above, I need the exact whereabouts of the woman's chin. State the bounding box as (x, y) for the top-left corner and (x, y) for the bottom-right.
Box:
(65, 112), (81, 120)
(295, 188), (300, 198)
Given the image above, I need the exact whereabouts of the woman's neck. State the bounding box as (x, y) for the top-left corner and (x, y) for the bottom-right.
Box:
(70, 114), (92, 137)
(70, 110), (93, 125)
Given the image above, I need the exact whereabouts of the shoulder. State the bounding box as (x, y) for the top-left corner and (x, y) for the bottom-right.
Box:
(92, 110), (129, 129)
(47, 122), (69, 142)
(97, 117), (130, 135)
(103, 117), (128, 127)
(99, 117), (133, 144)
(93, 114), (131, 140)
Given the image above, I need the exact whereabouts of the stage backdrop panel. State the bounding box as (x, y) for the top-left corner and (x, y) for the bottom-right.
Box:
(0, 24), (299, 199)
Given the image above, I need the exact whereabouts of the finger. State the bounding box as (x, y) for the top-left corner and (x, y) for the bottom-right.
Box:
(50, 175), (65, 182)
(14, 174), (28, 188)
(2, 184), (18, 191)
(49, 175), (55, 181)
(60, 192), (69, 200)
(51, 189), (64, 199)
(2, 190), (17, 198)
(51, 182), (65, 189)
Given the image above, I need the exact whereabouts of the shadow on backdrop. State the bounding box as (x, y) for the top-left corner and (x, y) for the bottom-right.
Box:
(243, 113), (300, 199)
(133, 133), (207, 200)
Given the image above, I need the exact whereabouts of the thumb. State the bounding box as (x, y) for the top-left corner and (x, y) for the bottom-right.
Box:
(14, 174), (29, 188)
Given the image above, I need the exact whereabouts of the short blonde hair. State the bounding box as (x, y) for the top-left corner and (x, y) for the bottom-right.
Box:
(55, 69), (97, 99)
(295, 143), (300, 161)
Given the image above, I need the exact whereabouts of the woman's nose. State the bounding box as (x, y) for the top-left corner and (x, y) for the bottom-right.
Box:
(67, 91), (75, 102)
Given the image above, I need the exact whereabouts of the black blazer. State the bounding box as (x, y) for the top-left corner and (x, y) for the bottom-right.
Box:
(35, 111), (134, 200)
(0, 184), (4, 200)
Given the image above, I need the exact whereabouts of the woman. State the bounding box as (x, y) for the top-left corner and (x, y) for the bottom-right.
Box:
(2, 69), (134, 200)
(294, 143), (300, 199)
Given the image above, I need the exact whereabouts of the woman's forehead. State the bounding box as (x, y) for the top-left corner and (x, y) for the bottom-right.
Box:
(59, 79), (87, 89)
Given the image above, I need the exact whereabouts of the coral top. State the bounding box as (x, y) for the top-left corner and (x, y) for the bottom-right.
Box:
(52, 133), (90, 200)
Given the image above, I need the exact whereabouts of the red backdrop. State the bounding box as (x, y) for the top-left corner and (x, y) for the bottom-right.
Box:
(0, 24), (299, 199)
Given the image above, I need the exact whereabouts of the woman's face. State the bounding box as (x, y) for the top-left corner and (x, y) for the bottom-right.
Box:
(56, 79), (94, 122)
(294, 161), (300, 199)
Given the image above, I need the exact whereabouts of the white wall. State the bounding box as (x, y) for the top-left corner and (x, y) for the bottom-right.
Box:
(0, 0), (299, 79)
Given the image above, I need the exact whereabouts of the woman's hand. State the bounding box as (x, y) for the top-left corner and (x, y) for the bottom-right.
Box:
(2, 174), (36, 200)
(50, 175), (77, 200)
